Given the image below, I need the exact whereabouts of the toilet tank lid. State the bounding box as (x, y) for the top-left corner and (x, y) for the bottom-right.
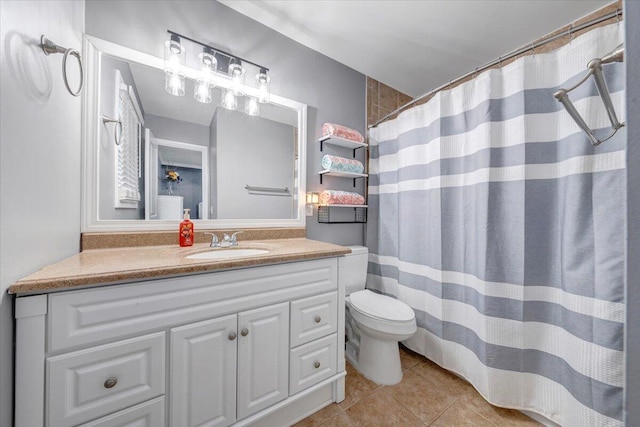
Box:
(349, 290), (415, 322)
(346, 245), (368, 256)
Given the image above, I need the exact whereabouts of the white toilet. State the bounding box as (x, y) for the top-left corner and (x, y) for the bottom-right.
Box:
(342, 246), (417, 385)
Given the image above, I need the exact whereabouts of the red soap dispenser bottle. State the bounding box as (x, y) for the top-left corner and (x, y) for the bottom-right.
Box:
(179, 209), (194, 247)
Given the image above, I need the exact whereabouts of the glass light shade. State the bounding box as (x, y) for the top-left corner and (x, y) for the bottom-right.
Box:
(164, 35), (185, 74)
(194, 80), (212, 103)
(306, 192), (319, 204)
(198, 49), (217, 87)
(165, 71), (185, 96)
(245, 96), (259, 116)
(256, 69), (270, 103)
(222, 88), (237, 110)
(229, 61), (245, 96)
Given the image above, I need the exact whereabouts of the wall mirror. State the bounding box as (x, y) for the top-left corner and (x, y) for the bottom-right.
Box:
(82, 36), (307, 231)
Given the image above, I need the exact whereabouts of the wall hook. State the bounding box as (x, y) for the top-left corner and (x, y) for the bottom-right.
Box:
(40, 35), (84, 97)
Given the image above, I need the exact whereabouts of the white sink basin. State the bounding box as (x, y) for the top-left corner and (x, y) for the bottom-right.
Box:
(186, 248), (270, 260)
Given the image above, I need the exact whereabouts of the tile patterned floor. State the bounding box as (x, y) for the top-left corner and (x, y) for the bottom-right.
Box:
(294, 346), (542, 427)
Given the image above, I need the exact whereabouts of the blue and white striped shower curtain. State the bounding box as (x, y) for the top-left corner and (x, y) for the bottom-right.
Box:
(367, 24), (625, 426)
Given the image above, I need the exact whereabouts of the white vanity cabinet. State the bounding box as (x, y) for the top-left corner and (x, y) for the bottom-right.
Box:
(14, 257), (346, 427)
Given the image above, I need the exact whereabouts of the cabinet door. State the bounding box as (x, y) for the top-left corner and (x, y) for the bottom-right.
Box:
(171, 315), (237, 427)
(237, 302), (289, 420)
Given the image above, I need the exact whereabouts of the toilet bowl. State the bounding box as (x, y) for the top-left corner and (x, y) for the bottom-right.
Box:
(342, 246), (417, 385)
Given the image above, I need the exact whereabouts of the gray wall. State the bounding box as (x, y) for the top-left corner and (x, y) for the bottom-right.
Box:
(0, 1), (85, 425)
(85, 0), (367, 245)
(625, 0), (640, 424)
(215, 109), (295, 219)
(145, 113), (210, 147)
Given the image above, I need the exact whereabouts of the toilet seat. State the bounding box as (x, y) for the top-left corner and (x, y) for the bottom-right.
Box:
(347, 290), (416, 336)
(349, 290), (415, 322)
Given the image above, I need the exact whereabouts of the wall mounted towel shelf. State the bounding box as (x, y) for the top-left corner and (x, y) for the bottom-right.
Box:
(316, 134), (368, 223)
(318, 205), (367, 224)
(318, 170), (368, 187)
(319, 135), (368, 158)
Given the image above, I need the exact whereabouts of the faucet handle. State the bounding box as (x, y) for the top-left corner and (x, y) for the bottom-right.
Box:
(230, 231), (244, 246)
(205, 232), (219, 247)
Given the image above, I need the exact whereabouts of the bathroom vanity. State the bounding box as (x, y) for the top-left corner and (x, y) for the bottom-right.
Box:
(11, 239), (350, 427)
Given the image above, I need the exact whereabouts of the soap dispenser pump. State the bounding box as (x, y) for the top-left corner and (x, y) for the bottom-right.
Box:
(179, 208), (194, 247)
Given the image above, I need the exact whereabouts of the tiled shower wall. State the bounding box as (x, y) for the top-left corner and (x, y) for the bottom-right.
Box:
(366, 77), (413, 127)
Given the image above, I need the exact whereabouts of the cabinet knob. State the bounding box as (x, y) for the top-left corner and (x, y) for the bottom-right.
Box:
(314, 361), (321, 369)
(241, 328), (249, 337)
(104, 377), (118, 389)
(228, 332), (237, 341)
(314, 316), (321, 323)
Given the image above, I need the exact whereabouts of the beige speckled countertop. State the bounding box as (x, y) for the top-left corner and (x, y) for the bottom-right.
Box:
(8, 238), (351, 295)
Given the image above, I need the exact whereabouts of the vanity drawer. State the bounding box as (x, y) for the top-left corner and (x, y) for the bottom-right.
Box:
(77, 396), (164, 427)
(290, 334), (337, 395)
(47, 333), (165, 427)
(290, 291), (338, 347)
(48, 258), (338, 351)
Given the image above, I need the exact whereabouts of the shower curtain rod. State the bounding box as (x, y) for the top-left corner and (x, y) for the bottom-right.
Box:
(369, 8), (623, 129)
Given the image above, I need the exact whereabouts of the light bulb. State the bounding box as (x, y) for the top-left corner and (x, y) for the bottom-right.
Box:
(194, 80), (212, 103)
(256, 68), (270, 103)
(222, 88), (237, 110)
(165, 71), (185, 96)
(245, 96), (259, 116)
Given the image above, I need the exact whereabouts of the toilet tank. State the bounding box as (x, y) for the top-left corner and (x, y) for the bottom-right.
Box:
(341, 245), (369, 295)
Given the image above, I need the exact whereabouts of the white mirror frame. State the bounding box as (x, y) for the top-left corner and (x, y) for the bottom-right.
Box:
(82, 35), (307, 232)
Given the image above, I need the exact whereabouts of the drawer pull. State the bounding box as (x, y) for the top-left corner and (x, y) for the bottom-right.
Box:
(314, 361), (321, 369)
(103, 377), (118, 389)
(314, 316), (321, 323)
(241, 328), (249, 337)
(228, 332), (237, 341)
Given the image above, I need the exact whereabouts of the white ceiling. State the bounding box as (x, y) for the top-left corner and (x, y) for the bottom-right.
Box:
(220, 0), (612, 97)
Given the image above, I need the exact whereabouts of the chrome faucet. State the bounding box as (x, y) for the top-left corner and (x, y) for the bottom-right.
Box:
(205, 232), (220, 248)
(222, 231), (244, 247)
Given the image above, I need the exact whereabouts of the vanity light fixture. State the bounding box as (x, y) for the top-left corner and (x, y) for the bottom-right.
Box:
(256, 68), (270, 103)
(164, 34), (185, 96)
(164, 30), (272, 116)
(245, 96), (259, 116)
(222, 88), (238, 111)
(194, 46), (217, 104)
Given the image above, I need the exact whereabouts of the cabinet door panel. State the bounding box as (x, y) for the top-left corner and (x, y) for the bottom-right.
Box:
(237, 302), (289, 420)
(171, 315), (237, 427)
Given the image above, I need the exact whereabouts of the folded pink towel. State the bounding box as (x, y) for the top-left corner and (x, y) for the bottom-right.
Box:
(319, 190), (365, 205)
(322, 123), (365, 143)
